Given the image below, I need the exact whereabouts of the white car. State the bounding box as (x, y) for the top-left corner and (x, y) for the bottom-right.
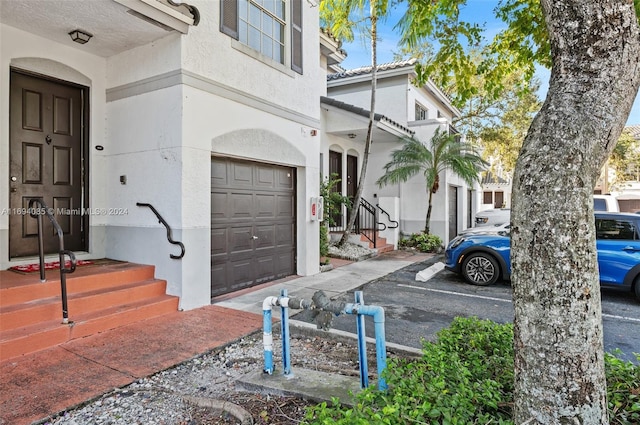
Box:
(474, 208), (511, 227)
(459, 222), (510, 235)
(593, 194), (620, 212)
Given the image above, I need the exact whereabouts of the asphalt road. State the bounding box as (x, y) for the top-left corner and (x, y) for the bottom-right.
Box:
(292, 255), (640, 363)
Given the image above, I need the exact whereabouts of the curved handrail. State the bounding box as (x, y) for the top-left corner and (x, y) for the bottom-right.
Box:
(136, 202), (185, 259)
(28, 198), (76, 324)
(357, 198), (380, 246)
(377, 204), (399, 229)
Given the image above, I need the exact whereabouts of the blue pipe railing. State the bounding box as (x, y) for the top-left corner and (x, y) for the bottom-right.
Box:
(261, 289), (388, 390)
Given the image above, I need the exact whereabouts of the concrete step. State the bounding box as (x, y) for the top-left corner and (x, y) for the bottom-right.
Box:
(0, 261), (179, 362)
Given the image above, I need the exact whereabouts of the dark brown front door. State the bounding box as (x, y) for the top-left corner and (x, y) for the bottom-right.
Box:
(449, 185), (458, 241)
(494, 191), (504, 208)
(346, 154), (358, 225)
(9, 70), (87, 258)
(329, 151), (343, 226)
(346, 155), (357, 199)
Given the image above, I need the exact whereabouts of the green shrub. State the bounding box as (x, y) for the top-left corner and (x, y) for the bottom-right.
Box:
(304, 317), (514, 425)
(399, 232), (443, 253)
(319, 174), (351, 261)
(303, 317), (640, 425)
(606, 350), (640, 425)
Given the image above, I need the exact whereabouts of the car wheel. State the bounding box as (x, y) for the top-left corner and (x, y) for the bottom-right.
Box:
(635, 276), (640, 301)
(462, 252), (500, 286)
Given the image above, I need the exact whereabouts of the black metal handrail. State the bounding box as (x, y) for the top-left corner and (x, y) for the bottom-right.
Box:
(136, 202), (185, 259)
(355, 198), (379, 247)
(28, 198), (76, 324)
(377, 204), (399, 229)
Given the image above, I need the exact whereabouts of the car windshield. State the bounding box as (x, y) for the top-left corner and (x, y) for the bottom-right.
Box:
(594, 198), (607, 211)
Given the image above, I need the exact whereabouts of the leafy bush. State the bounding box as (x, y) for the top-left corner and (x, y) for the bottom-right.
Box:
(399, 232), (443, 253)
(304, 317), (514, 425)
(606, 350), (640, 425)
(303, 317), (640, 425)
(319, 174), (351, 261)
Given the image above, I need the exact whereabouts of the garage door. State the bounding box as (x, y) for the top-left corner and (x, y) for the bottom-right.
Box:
(211, 157), (296, 298)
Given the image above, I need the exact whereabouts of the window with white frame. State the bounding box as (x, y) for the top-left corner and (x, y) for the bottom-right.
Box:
(220, 0), (303, 74)
(415, 102), (428, 120)
(239, 0), (285, 63)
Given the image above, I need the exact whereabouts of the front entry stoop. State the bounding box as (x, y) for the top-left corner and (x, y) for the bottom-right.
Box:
(359, 231), (395, 253)
(0, 261), (179, 362)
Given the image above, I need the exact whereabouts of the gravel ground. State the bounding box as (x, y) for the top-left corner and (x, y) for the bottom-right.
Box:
(328, 242), (376, 261)
(42, 331), (374, 425)
(41, 243), (391, 425)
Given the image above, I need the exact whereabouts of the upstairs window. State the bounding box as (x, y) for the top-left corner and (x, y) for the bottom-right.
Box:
(220, 0), (303, 74)
(449, 125), (461, 144)
(239, 0), (285, 63)
(415, 102), (428, 120)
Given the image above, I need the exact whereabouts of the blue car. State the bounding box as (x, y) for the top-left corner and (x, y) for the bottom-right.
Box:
(445, 212), (640, 301)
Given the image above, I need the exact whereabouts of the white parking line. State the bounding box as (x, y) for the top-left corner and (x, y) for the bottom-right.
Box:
(398, 284), (640, 323)
(397, 284), (511, 303)
(602, 313), (640, 323)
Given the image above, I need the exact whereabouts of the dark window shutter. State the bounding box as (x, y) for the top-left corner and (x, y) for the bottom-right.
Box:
(291, 0), (303, 74)
(220, 0), (239, 39)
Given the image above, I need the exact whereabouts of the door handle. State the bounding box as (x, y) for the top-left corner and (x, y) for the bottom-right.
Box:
(11, 176), (17, 182)
(251, 235), (259, 240)
(622, 246), (640, 252)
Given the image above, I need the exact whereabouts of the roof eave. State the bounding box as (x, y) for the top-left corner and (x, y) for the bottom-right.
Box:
(114, 0), (199, 33)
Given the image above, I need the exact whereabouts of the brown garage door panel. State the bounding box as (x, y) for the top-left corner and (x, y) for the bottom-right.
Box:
(229, 260), (254, 289)
(277, 195), (294, 217)
(211, 192), (229, 220)
(231, 162), (253, 186)
(211, 228), (228, 256)
(211, 157), (296, 298)
(229, 226), (254, 251)
(231, 193), (254, 219)
(276, 224), (294, 246)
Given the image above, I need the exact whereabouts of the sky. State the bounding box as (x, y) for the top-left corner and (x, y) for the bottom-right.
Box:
(336, 1), (640, 126)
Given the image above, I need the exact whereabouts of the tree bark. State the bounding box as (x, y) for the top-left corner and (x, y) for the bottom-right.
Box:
(339, 5), (377, 246)
(511, 1), (640, 423)
(425, 184), (435, 234)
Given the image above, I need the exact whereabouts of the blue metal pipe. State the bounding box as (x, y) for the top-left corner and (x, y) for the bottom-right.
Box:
(343, 301), (387, 390)
(262, 290), (387, 390)
(280, 289), (292, 375)
(354, 291), (369, 388)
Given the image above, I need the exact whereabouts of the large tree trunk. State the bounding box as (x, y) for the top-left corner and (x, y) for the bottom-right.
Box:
(511, 1), (640, 423)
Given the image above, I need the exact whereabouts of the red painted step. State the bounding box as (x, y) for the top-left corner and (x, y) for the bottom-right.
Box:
(0, 261), (179, 362)
(359, 232), (395, 253)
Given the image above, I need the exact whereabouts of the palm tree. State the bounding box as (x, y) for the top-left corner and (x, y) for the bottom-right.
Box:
(377, 129), (487, 234)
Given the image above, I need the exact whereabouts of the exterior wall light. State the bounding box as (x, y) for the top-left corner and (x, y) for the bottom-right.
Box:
(68, 29), (93, 44)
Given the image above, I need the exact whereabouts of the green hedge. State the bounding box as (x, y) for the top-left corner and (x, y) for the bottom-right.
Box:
(303, 317), (639, 425)
(399, 233), (443, 253)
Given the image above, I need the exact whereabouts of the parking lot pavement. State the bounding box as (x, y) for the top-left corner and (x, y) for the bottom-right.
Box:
(293, 255), (640, 363)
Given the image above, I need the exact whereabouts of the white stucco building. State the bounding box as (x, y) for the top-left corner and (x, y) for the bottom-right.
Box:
(1, 0), (324, 310)
(321, 59), (479, 246)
